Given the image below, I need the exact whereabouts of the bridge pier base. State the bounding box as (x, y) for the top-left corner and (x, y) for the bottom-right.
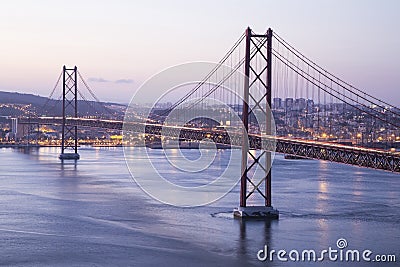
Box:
(59, 153), (80, 160)
(233, 206), (279, 219)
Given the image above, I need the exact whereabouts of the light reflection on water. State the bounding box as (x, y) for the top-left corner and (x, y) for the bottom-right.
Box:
(0, 147), (399, 266)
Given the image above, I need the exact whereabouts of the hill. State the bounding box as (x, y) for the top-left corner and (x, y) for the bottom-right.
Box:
(0, 91), (126, 118)
(0, 91), (50, 106)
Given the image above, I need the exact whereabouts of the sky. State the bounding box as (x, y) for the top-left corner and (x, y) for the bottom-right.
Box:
(0, 0), (399, 105)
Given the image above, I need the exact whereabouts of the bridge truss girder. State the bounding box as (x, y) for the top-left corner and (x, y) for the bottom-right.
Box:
(20, 117), (400, 173)
(275, 140), (400, 172)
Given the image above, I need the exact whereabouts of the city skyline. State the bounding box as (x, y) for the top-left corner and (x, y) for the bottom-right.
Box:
(0, 0), (399, 105)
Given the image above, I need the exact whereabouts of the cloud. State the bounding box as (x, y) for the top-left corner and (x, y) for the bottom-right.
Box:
(115, 79), (134, 84)
(88, 77), (110, 83)
(87, 77), (134, 84)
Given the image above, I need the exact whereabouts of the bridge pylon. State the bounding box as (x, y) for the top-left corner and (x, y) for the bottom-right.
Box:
(234, 27), (278, 219)
(59, 66), (80, 160)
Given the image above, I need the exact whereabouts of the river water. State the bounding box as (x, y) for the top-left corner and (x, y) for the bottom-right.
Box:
(0, 147), (398, 266)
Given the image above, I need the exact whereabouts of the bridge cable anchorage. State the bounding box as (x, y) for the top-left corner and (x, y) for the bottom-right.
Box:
(271, 47), (400, 128)
(273, 32), (400, 115)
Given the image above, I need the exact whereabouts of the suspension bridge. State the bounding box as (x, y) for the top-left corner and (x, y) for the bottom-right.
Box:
(12, 27), (400, 218)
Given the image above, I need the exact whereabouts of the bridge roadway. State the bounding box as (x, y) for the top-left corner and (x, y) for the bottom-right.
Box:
(19, 117), (400, 172)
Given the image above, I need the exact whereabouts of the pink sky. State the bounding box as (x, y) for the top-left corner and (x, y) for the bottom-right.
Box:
(0, 0), (399, 105)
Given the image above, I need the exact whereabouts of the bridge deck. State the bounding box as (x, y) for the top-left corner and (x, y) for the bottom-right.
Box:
(19, 117), (400, 172)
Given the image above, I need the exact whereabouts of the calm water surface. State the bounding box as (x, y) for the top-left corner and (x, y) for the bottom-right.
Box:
(0, 147), (399, 266)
